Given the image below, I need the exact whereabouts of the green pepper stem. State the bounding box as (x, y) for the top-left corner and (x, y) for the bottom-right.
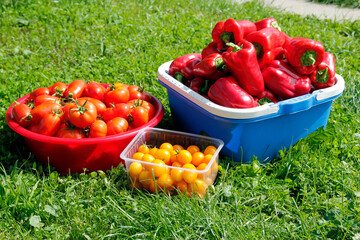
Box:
(271, 22), (281, 31)
(199, 80), (210, 95)
(252, 42), (264, 60)
(316, 68), (329, 83)
(215, 57), (226, 71)
(301, 50), (317, 66)
(226, 42), (243, 52)
(258, 97), (272, 106)
(173, 72), (187, 84)
(220, 31), (234, 44)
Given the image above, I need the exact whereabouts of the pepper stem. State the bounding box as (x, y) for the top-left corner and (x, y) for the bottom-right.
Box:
(215, 57), (226, 71)
(316, 68), (329, 83)
(301, 50), (317, 66)
(271, 22), (281, 31)
(173, 72), (187, 84)
(220, 31), (235, 44)
(226, 42), (243, 52)
(199, 80), (210, 96)
(258, 97), (272, 106)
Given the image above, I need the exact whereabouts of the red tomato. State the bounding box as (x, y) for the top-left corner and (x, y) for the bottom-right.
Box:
(62, 102), (74, 121)
(29, 87), (50, 101)
(56, 123), (86, 139)
(30, 102), (63, 123)
(104, 87), (130, 107)
(64, 79), (87, 99)
(127, 99), (155, 119)
(129, 106), (149, 128)
(78, 97), (106, 116)
(106, 117), (128, 135)
(128, 85), (151, 101)
(34, 95), (59, 107)
(68, 99), (97, 128)
(89, 119), (107, 138)
(84, 81), (107, 100)
(12, 103), (32, 128)
(49, 82), (67, 97)
(102, 103), (131, 122)
(31, 112), (62, 136)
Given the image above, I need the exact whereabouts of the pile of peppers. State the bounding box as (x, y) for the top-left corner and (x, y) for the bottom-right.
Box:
(168, 17), (336, 109)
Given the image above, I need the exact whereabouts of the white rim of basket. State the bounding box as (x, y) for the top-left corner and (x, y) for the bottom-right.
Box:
(157, 60), (345, 120)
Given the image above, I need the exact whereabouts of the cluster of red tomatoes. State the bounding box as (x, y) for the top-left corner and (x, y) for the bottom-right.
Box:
(11, 79), (156, 138)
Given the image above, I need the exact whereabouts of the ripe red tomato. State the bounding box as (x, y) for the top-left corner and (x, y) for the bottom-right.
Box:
(30, 102), (63, 123)
(49, 82), (67, 97)
(89, 119), (107, 137)
(30, 112), (62, 136)
(29, 87), (50, 101)
(56, 123), (86, 139)
(78, 97), (106, 116)
(128, 85), (151, 101)
(64, 79), (87, 99)
(12, 103), (32, 128)
(128, 99), (155, 119)
(102, 103), (131, 122)
(83, 81), (107, 101)
(33, 95), (59, 107)
(106, 117), (128, 135)
(128, 106), (149, 128)
(67, 99), (97, 128)
(103, 87), (130, 107)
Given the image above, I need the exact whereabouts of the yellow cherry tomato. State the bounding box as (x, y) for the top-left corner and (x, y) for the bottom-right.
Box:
(189, 179), (207, 195)
(191, 151), (204, 167)
(138, 170), (153, 190)
(187, 145), (200, 155)
(129, 162), (143, 179)
(172, 161), (182, 168)
(182, 163), (197, 183)
(138, 144), (150, 154)
(130, 179), (143, 190)
(170, 168), (184, 182)
(150, 159), (167, 178)
(132, 152), (144, 161)
(204, 145), (217, 156)
(176, 180), (188, 194)
(177, 150), (192, 165)
(159, 142), (173, 152)
(154, 149), (171, 165)
(157, 173), (175, 191)
(149, 147), (158, 156)
(196, 162), (208, 179)
(202, 154), (213, 165)
(173, 144), (184, 151)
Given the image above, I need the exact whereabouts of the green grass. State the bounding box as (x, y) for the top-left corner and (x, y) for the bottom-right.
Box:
(308, 0), (360, 8)
(0, 0), (359, 239)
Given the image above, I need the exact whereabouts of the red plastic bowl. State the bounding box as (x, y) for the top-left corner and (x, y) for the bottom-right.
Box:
(6, 90), (164, 174)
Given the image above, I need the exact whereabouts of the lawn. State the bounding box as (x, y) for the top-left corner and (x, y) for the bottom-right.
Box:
(0, 0), (360, 239)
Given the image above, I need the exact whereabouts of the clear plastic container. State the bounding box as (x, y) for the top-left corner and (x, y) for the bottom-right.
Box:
(120, 128), (224, 196)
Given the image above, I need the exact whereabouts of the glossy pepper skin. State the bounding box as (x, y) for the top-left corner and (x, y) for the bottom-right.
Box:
(254, 18), (281, 31)
(211, 19), (256, 51)
(262, 60), (311, 99)
(193, 53), (227, 82)
(208, 76), (256, 108)
(310, 52), (336, 89)
(169, 53), (202, 83)
(222, 41), (265, 96)
(258, 47), (284, 69)
(284, 37), (325, 75)
(245, 27), (286, 54)
(201, 42), (222, 59)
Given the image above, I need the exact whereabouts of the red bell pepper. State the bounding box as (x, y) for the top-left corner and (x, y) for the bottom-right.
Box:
(258, 47), (284, 69)
(310, 52), (336, 89)
(211, 19), (256, 51)
(207, 76), (256, 108)
(262, 60), (311, 99)
(201, 42), (222, 59)
(254, 89), (279, 105)
(169, 53), (202, 83)
(255, 18), (281, 31)
(284, 37), (325, 75)
(222, 41), (265, 96)
(245, 27), (286, 54)
(189, 77), (211, 96)
(193, 53), (227, 82)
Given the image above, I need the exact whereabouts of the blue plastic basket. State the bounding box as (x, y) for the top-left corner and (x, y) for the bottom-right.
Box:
(158, 60), (345, 163)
